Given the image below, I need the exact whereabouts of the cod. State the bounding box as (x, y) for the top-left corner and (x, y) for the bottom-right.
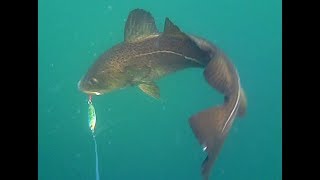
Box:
(78, 8), (247, 180)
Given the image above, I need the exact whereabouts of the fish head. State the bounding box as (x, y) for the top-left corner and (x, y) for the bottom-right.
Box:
(78, 64), (120, 96)
(78, 73), (107, 96)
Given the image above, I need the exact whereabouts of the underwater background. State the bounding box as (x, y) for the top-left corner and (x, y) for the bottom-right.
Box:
(38, 0), (281, 179)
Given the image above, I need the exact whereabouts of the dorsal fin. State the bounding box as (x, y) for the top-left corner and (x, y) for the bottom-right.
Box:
(124, 9), (158, 42)
(163, 17), (189, 40)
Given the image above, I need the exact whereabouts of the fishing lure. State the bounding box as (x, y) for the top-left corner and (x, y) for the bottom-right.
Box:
(88, 95), (97, 133)
(88, 95), (100, 180)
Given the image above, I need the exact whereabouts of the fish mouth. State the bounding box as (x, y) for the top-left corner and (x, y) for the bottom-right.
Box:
(82, 90), (102, 96)
(77, 79), (103, 96)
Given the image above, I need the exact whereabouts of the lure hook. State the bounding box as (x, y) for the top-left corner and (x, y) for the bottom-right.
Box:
(88, 95), (92, 104)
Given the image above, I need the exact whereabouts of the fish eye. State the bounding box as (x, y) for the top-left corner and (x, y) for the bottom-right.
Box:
(89, 78), (99, 85)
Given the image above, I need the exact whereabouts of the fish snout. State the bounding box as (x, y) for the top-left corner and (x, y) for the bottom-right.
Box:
(77, 79), (83, 91)
(77, 78), (103, 96)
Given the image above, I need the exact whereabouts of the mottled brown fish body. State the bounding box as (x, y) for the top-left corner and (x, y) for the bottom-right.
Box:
(104, 33), (210, 79)
(78, 19), (211, 95)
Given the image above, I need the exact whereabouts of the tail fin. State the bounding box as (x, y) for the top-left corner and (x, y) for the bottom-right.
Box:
(188, 46), (246, 179)
(237, 88), (247, 117)
(189, 92), (240, 179)
(189, 104), (233, 180)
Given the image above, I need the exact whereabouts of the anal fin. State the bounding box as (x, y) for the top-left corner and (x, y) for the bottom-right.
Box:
(138, 82), (160, 99)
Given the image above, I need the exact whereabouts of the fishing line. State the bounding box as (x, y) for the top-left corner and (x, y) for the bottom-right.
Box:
(92, 134), (100, 180)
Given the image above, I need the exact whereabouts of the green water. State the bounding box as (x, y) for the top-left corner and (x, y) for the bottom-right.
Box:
(38, 0), (282, 179)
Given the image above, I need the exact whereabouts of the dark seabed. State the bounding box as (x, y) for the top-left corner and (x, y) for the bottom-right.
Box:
(39, 0), (281, 179)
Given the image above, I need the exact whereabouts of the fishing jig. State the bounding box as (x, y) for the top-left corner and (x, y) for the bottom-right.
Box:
(88, 95), (100, 180)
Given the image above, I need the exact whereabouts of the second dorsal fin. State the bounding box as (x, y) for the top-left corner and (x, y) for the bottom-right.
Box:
(163, 17), (189, 40)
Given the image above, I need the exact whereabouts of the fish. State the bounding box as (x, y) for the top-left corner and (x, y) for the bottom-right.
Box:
(78, 8), (247, 180)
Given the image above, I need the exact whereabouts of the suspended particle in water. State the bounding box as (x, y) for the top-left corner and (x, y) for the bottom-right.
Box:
(106, 108), (111, 112)
(75, 153), (81, 158)
(47, 124), (60, 135)
(47, 107), (53, 113)
(49, 84), (61, 94)
(218, 168), (225, 175)
(107, 5), (112, 11)
(47, 129), (57, 136)
(233, 126), (239, 134)
(49, 63), (55, 73)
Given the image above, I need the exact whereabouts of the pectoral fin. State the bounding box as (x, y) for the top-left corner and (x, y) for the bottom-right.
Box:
(138, 82), (160, 99)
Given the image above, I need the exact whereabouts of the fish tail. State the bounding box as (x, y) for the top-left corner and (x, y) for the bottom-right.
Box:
(189, 43), (247, 179)
(189, 104), (232, 180)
